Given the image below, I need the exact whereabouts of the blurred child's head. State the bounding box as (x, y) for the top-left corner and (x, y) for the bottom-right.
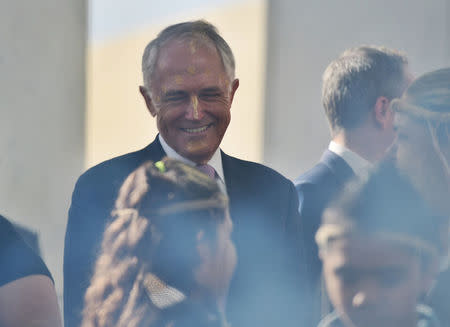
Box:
(317, 163), (445, 327)
(83, 158), (236, 327)
(391, 67), (450, 216)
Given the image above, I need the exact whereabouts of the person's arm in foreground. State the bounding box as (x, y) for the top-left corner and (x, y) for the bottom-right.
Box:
(0, 275), (62, 327)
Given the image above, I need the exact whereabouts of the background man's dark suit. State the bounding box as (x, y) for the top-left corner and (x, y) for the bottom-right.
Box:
(294, 150), (355, 308)
(64, 136), (307, 327)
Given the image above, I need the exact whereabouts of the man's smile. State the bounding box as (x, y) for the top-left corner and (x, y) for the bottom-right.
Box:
(180, 123), (214, 134)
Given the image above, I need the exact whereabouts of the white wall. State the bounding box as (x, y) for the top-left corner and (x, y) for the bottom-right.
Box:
(0, 0), (86, 303)
(264, 0), (450, 179)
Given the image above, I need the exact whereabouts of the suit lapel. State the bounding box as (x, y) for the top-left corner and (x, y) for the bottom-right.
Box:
(320, 149), (355, 185)
(221, 152), (247, 227)
(142, 135), (166, 162)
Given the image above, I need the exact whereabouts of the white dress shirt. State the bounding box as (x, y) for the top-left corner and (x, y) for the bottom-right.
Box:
(328, 140), (371, 177)
(158, 135), (227, 191)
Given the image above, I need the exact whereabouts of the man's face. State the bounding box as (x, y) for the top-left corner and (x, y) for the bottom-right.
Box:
(322, 237), (425, 327)
(142, 39), (239, 164)
(394, 112), (450, 215)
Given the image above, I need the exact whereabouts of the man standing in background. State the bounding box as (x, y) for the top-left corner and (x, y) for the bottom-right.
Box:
(294, 45), (413, 321)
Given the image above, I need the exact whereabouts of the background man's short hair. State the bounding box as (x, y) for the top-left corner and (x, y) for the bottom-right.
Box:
(322, 46), (408, 134)
(141, 20), (236, 91)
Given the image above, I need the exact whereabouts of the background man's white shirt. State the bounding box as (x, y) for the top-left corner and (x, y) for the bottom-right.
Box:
(328, 140), (371, 177)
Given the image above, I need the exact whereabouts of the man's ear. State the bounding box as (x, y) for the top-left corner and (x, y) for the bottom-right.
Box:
(374, 96), (393, 130)
(139, 86), (157, 117)
(229, 79), (239, 105)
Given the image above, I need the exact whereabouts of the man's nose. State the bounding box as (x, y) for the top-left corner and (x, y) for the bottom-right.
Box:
(185, 95), (204, 120)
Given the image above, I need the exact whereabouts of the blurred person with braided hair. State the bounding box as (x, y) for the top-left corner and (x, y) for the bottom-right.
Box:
(82, 158), (236, 327)
(391, 67), (450, 217)
(390, 67), (450, 326)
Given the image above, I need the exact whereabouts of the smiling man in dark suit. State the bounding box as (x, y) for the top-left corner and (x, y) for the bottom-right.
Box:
(64, 20), (307, 327)
(294, 46), (413, 322)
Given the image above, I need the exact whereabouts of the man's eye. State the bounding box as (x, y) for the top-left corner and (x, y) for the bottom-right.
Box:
(200, 93), (221, 101)
(165, 96), (186, 102)
(162, 92), (189, 103)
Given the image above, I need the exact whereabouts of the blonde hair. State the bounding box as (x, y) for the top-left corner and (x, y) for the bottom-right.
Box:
(391, 67), (450, 182)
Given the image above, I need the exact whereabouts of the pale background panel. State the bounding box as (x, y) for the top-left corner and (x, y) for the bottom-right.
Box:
(0, 0), (86, 304)
(265, 0), (450, 179)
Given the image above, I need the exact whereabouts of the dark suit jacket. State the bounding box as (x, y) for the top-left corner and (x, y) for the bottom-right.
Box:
(0, 215), (53, 287)
(294, 149), (355, 321)
(11, 222), (41, 256)
(64, 136), (308, 327)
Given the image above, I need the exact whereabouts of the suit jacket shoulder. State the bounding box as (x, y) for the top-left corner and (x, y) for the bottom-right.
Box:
(221, 152), (298, 227)
(294, 150), (354, 213)
(64, 137), (164, 327)
(295, 150), (353, 188)
(222, 152), (294, 193)
(73, 139), (164, 204)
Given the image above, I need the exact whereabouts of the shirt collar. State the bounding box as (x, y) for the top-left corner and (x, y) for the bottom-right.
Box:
(158, 134), (225, 184)
(328, 140), (371, 176)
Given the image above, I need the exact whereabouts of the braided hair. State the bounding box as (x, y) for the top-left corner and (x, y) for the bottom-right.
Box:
(82, 158), (231, 327)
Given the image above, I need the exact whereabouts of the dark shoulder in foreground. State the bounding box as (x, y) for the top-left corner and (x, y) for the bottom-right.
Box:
(0, 215), (53, 287)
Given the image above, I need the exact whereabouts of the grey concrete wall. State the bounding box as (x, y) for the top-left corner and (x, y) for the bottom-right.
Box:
(0, 0), (86, 304)
(264, 0), (450, 179)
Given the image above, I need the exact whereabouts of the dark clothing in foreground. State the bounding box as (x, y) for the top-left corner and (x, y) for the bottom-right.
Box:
(0, 215), (53, 287)
(317, 306), (441, 327)
(150, 298), (227, 327)
(294, 150), (355, 321)
(11, 222), (42, 255)
(64, 136), (309, 327)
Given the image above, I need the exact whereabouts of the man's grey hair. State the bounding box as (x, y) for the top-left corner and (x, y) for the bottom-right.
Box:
(322, 46), (408, 135)
(141, 20), (236, 92)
